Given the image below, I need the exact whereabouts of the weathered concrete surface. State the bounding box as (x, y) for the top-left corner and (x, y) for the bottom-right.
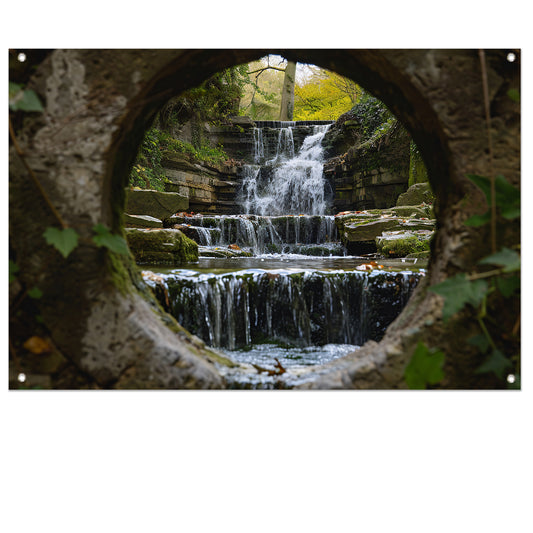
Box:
(9, 49), (520, 389)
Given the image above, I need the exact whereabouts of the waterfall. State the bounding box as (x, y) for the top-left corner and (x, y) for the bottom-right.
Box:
(240, 124), (331, 216)
(180, 213), (340, 255)
(152, 269), (422, 350)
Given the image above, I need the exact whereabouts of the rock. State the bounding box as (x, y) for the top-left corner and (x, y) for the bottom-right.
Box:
(335, 209), (436, 255)
(124, 213), (163, 228)
(125, 188), (188, 220)
(198, 246), (252, 258)
(384, 205), (432, 219)
(376, 230), (433, 257)
(125, 228), (198, 264)
(396, 182), (435, 206)
(342, 218), (404, 242)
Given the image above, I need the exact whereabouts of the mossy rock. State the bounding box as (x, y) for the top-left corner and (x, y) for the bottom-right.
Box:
(405, 250), (431, 259)
(376, 231), (433, 257)
(396, 182), (435, 206)
(384, 205), (432, 219)
(126, 228), (198, 264)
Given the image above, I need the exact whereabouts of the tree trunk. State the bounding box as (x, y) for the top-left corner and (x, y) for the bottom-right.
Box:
(279, 61), (296, 121)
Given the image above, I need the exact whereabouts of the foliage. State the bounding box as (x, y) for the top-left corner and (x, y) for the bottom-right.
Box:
(426, 174), (520, 385)
(129, 126), (229, 190)
(92, 224), (129, 255)
(43, 227), (79, 258)
(293, 67), (360, 121)
(240, 56), (285, 120)
(9, 82), (44, 112)
(9, 260), (20, 283)
(404, 342), (445, 389)
(129, 128), (168, 191)
(464, 174), (520, 226)
(181, 64), (251, 124)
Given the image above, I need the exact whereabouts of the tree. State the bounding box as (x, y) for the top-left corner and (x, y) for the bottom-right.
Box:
(293, 67), (361, 120)
(240, 56), (297, 121)
(279, 60), (296, 121)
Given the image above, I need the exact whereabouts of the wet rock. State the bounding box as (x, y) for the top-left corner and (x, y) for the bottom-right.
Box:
(126, 228), (198, 264)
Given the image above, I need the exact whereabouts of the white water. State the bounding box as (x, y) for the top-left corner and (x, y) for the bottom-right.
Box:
(241, 124), (331, 216)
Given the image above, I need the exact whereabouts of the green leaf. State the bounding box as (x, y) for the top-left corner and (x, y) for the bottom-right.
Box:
(464, 211), (491, 227)
(43, 227), (80, 258)
(429, 274), (489, 322)
(16, 89), (45, 112)
(466, 174), (520, 221)
(468, 334), (490, 353)
(495, 274), (520, 298)
(507, 88), (520, 102)
(475, 349), (513, 379)
(9, 81), (22, 100)
(28, 287), (43, 299)
(92, 224), (129, 255)
(9, 83), (44, 112)
(479, 247), (520, 273)
(9, 260), (19, 283)
(404, 342), (445, 390)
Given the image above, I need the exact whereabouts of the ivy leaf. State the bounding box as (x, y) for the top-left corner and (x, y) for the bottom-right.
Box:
(507, 88), (520, 102)
(404, 342), (445, 390)
(464, 212), (491, 227)
(9, 260), (19, 283)
(9, 82), (44, 112)
(468, 334), (490, 353)
(28, 287), (43, 299)
(466, 174), (520, 221)
(495, 274), (520, 298)
(475, 348), (513, 379)
(92, 224), (129, 255)
(479, 247), (520, 273)
(429, 274), (489, 322)
(43, 227), (80, 258)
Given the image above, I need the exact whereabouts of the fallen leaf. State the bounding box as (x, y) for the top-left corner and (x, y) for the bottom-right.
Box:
(23, 336), (53, 355)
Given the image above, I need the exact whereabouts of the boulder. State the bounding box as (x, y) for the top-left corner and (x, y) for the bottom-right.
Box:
(125, 188), (188, 220)
(125, 228), (198, 264)
(396, 182), (435, 206)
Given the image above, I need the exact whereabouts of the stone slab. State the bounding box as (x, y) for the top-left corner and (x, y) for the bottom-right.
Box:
(124, 213), (163, 228)
(125, 188), (188, 220)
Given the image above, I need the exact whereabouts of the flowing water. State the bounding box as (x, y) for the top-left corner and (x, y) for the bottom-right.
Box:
(145, 122), (424, 388)
(240, 124), (331, 215)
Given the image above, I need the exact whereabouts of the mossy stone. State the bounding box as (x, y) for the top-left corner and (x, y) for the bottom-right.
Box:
(126, 228), (198, 264)
(376, 232), (432, 257)
(396, 183), (435, 206)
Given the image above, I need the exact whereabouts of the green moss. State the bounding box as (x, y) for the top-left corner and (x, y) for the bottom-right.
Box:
(409, 141), (428, 186)
(377, 234), (431, 257)
(126, 228), (198, 264)
(106, 247), (138, 296)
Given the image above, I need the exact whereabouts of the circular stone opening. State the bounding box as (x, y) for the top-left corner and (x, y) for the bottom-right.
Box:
(9, 49), (520, 389)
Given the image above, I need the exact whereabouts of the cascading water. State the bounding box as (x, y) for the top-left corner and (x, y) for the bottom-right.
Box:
(154, 268), (422, 350)
(240, 124), (331, 216)
(142, 120), (425, 388)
